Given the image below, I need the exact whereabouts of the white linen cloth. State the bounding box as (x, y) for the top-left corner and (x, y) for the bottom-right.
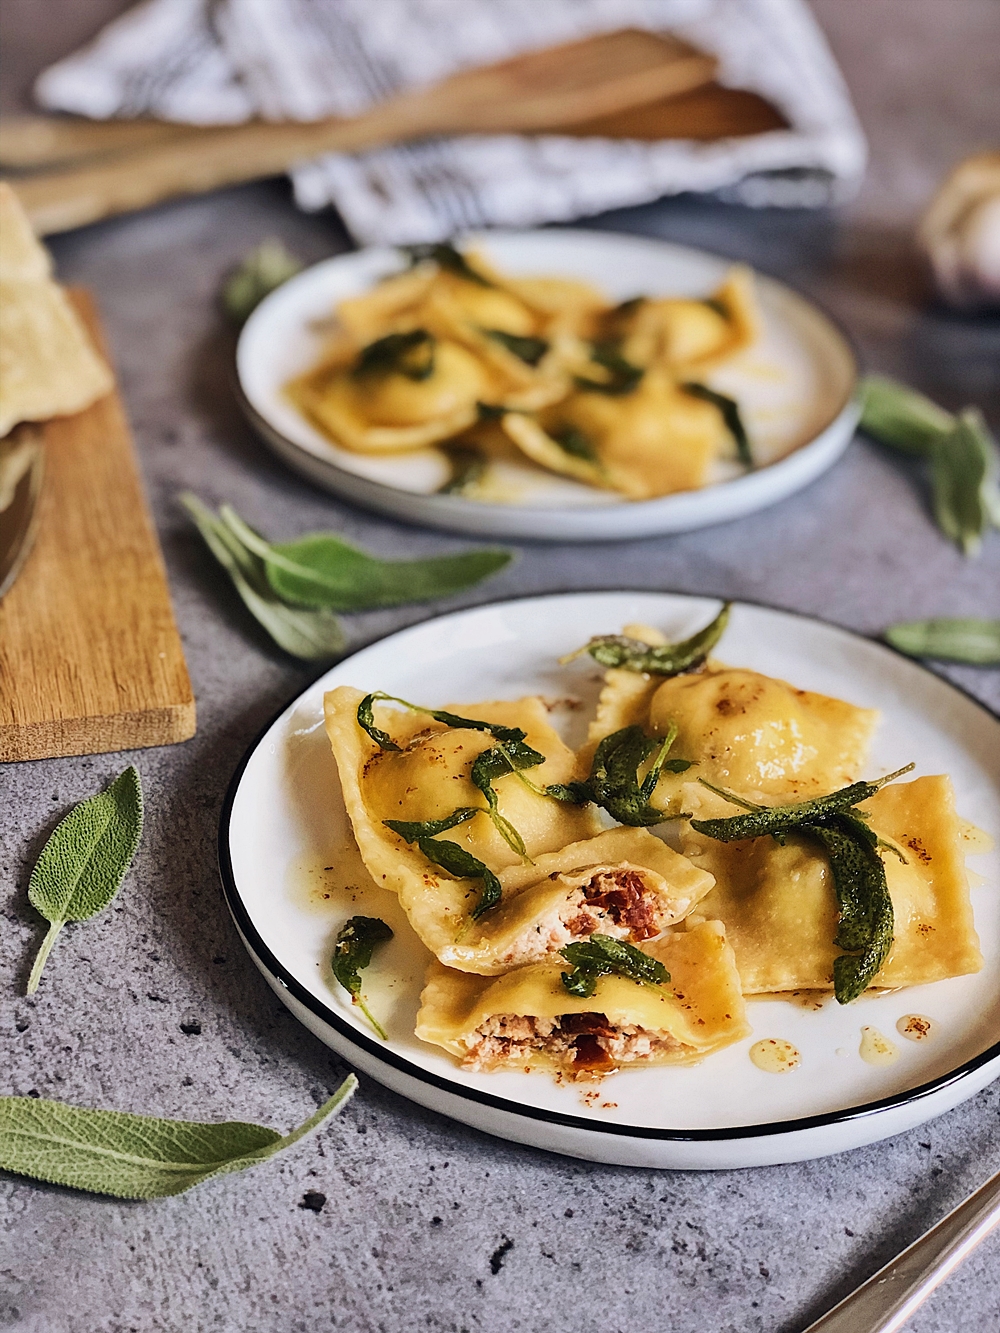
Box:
(36, 0), (867, 245)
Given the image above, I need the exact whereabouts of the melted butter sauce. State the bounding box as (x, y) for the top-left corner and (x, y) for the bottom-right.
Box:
(859, 1025), (899, 1066)
(897, 1013), (936, 1043)
(749, 1038), (801, 1073)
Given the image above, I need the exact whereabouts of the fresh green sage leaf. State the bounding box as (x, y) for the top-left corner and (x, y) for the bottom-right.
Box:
(568, 602), (731, 675)
(560, 934), (669, 999)
(0, 1076), (356, 1199)
(481, 329), (549, 366)
(221, 239), (303, 326)
(859, 375), (955, 456)
(26, 766), (143, 995)
(401, 242), (493, 287)
(180, 494), (345, 661)
(331, 917), (394, 1039)
(702, 296), (730, 320)
(681, 382), (752, 467)
(930, 409), (999, 557)
(884, 617), (1000, 665)
(216, 504), (511, 612)
(353, 329), (435, 381)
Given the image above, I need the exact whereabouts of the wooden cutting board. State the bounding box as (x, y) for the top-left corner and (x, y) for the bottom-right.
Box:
(0, 289), (195, 762)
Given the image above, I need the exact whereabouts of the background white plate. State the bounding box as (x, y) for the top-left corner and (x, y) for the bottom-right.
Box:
(220, 593), (1000, 1169)
(237, 231), (859, 541)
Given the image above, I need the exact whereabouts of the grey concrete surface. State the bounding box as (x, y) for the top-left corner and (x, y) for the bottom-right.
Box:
(2, 4), (1000, 1332)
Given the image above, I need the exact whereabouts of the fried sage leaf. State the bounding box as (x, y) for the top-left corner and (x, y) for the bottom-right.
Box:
(386, 821), (502, 920)
(689, 764), (915, 843)
(221, 239), (302, 325)
(356, 691), (531, 753)
(438, 445), (487, 496)
(180, 494), (345, 661)
(801, 813), (894, 1003)
(551, 425), (599, 462)
(859, 375), (956, 456)
(331, 917), (394, 1039)
(0, 1077), (356, 1199)
(859, 377), (1000, 555)
(567, 601), (731, 675)
(353, 329), (435, 381)
(26, 766), (143, 995)
(481, 329), (549, 366)
(574, 724), (691, 827)
(680, 382), (753, 467)
(689, 769), (913, 1003)
(574, 346), (644, 396)
(884, 617), (1000, 665)
(470, 739), (546, 859)
(384, 809), (481, 842)
(560, 934), (670, 999)
(402, 242), (493, 287)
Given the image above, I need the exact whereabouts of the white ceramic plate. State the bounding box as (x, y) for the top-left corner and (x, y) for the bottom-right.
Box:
(236, 230), (859, 541)
(220, 593), (1000, 1169)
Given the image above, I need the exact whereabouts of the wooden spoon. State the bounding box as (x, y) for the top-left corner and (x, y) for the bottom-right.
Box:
(5, 29), (716, 236)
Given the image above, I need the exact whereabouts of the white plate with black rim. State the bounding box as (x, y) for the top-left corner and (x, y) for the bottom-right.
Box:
(236, 230), (859, 542)
(219, 592), (1000, 1169)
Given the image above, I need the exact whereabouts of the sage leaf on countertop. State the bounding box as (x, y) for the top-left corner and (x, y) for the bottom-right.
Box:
(860, 375), (956, 455)
(221, 239), (303, 326)
(180, 494), (345, 661)
(26, 766), (143, 995)
(931, 410), (1000, 556)
(0, 1076), (357, 1199)
(884, 618), (1000, 665)
(859, 376), (1000, 555)
(217, 505), (512, 612)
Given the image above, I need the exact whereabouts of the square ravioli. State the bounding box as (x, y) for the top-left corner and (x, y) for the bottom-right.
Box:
(325, 687), (714, 971)
(678, 776), (983, 994)
(416, 919), (750, 1076)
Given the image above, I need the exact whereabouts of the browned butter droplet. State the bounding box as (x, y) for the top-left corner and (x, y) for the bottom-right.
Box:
(749, 1039), (800, 1073)
(897, 1014), (936, 1043)
(859, 1025), (899, 1066)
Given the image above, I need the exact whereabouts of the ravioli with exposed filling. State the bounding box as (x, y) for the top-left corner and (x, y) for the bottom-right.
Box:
(678, 777), (983, 994)
(325, 687), (721, 970)
(416, 919), (749, 1076)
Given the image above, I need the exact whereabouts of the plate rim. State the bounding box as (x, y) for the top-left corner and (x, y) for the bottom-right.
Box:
(235, 227), (861, 526)
(218, 590), (1000, 1143)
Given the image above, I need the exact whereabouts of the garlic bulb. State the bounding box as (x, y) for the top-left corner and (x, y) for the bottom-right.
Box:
(918, 152), (1000, 311)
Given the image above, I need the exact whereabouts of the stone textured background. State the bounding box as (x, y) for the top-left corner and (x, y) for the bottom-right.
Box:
(2, 4), (999, 1331)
